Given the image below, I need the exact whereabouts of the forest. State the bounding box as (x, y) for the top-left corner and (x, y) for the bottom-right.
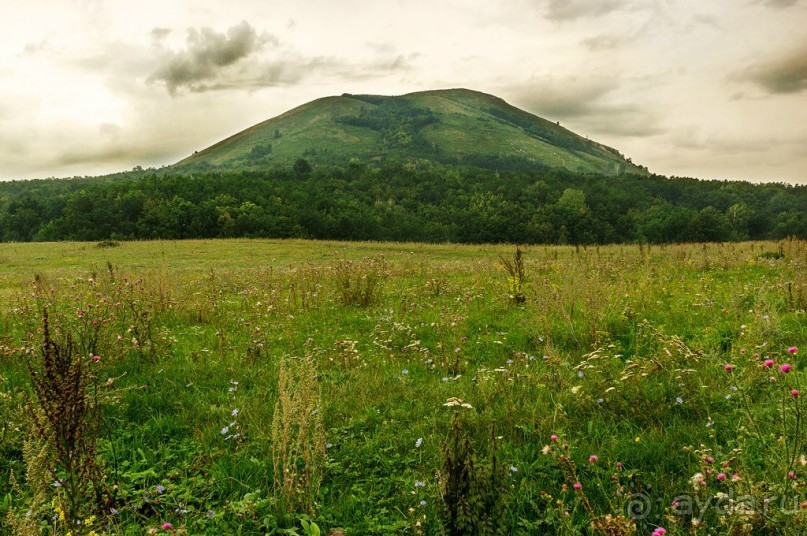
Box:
(0, 160), (805, 243)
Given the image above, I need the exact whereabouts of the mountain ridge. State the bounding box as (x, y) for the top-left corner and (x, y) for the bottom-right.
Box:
(176, 88), (646, 175)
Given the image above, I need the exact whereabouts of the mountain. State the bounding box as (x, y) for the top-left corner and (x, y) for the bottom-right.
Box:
(176, 88), (646, 175)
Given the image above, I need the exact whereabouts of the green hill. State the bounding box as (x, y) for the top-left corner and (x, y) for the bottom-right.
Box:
(176, 88), (646, 175)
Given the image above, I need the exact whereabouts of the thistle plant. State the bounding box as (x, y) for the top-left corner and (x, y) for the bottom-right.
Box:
(499, 247), (526, 304)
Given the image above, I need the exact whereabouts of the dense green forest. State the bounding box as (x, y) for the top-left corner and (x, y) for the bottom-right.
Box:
(1, 161), (805, 243)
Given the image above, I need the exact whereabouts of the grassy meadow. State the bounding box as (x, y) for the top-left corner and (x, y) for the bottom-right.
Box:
(0, 238), (805, 535)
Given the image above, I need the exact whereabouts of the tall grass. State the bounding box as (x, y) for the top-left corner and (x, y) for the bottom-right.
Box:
(0, 238), (804, 534)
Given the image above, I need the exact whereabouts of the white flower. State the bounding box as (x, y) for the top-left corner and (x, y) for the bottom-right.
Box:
(443, 397), (473, 409)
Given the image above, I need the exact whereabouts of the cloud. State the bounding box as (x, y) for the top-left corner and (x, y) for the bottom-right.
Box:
(759, 0), (799, 8)
(580, 33), (630, 51)
(543, 0), (627, 21)
(508, 77), (618, 118)
(732, 44), (807, 94)
(149, 27), (172, 41)
(506, 77), (664, 137)
(148, 21), (277, 94)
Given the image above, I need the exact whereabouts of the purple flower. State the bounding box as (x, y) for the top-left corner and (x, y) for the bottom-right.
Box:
(156, 485), (165, 494)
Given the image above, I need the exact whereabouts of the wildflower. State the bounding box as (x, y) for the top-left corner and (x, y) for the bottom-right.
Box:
(161, 522), (173, 530)
(156, 485), (165, 494)
(589, 455), (598, 464)
(706, 456), (714, 463)
(676, 397), (684, 404)
(724, 364), (734, 372)
(792, 389), (800, 398)
(415, 480), (425, 488)
(652, 528), (667, 536)
(551, 434), (558, 442)
(781, 363), (793, 373)
(690, 472), (705, 489)
(415, 437), (423, 448)
(616, 461), (623, 469)
(764, 359), (775, 367)
(221, 426), (229, 435)
(231, 408), (239, 416)
(577, 370), (584, 378)
(402, 369), (409, 375)
(509, 465), (518, 473)
(541, 445), (551, 455)
(788, 471), (796, 479)
(325, 443), (333, 449)
(717, 473), (726, 481)
(419, 500), (426, 506)
(443, 397), (473, 409)
(573, 482), (582, 490)
(52, 480), (62, 488)
(92, 355), (100, 362)
(788, 346), (798, 354)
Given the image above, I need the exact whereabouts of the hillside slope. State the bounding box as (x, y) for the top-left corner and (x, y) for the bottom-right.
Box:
(176, 88), (645, 175)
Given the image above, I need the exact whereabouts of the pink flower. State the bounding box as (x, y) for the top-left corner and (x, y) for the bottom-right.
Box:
(573, 482), (582, 490)
(781, 363), (793, 373)
(550, 434), (558, 442)
(616, 461), (623, 469)
(652, 528), (667, 536)
(722, 461), (729, 468)
(717, 473), (726, 481)
(161, 522), (173, 530)
(788, 346), (798, 354)
(724, 364), (734, 372)
(792, 389), (800, 398)
(788, 471), (796, 479)
(589, 455), (598, 464)
(764, 359), (775, 368)
(706, 456), (714, 463)
(92, 355), (100, 362)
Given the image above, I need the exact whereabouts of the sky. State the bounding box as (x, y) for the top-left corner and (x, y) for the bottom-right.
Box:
(1, 0), (806, 184)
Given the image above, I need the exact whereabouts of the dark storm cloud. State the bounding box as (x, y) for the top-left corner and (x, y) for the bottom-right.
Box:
(149, 21), (277, 94)
(733, 45), (807, 94)
(544, 0), (627, 21)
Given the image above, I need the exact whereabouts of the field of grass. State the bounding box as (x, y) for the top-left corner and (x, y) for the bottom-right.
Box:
(0, 238), (805, 535)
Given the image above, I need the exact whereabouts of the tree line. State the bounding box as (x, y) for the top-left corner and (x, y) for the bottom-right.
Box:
(0, 161), (805, 243)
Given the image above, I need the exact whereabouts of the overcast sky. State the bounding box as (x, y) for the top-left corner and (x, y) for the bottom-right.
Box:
(1, 0), (806, 183)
